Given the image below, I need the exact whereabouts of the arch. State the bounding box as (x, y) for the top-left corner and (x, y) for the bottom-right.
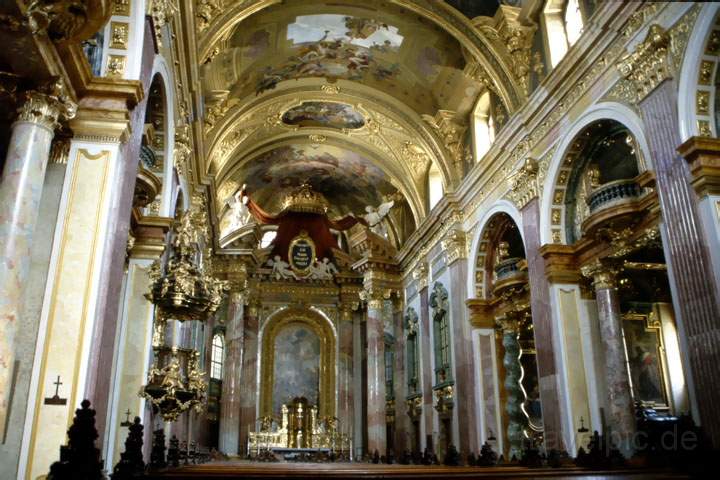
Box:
(539, 102), (653, 245)
(259, 307), (337, 418)
(150, 54), (177, 217)
(467, 200), (524, 297)
(678, 3), (720, 141)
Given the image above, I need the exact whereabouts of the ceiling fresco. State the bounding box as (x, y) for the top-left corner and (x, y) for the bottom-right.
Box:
(201, 0), (481, 116)
(281, 101), (365, 129)
(227, 144), (398, 218)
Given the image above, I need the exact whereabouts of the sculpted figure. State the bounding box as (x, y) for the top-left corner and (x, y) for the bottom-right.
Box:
(268, 255), (297, 280)
(362, 198), (395, 238)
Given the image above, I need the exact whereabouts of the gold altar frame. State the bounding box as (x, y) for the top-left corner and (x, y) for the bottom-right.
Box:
(260, 308), (336, 418)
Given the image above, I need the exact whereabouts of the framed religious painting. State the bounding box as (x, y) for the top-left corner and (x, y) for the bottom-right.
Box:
(621, 312), (670, 409)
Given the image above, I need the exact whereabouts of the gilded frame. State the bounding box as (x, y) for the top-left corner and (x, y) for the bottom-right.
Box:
(621, 311), (671, 409)
(259, 308), (336, 418)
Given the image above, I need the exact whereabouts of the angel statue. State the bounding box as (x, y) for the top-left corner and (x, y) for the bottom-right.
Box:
(225, 185), (252, 231)
(362, 197), (396, 238)
(268, 255), (297, 280)
(311, 257), (339, 280)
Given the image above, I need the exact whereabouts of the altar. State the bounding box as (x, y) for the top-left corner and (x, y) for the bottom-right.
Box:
(248, 397), (352, 459)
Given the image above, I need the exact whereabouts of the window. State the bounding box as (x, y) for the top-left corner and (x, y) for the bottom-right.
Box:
(428, 163), (443, 210)
(430, 282), (452, 385)
(564, 0), (583, 47)
(210, 333), (224, 380)
(260, 230), (277, 248)
(473, 91), (496, 160)
(543, 0), (584, 67)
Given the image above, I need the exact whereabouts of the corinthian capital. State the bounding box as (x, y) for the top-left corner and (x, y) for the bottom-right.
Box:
(580, 259), (621, 290)
(16, 79), (76, 129)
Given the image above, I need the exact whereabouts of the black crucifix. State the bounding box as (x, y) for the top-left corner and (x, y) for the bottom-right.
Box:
(44, 375), (67, 405)
(121, 409), (132, 427)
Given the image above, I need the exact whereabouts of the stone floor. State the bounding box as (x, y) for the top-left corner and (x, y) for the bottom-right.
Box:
(145, 461), (688, 479)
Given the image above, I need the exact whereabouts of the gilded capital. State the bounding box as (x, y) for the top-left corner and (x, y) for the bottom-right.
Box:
(580, 259), (620, 290)
(507, 158), (539, 209)
(495, 313), (522, 334)
(442, 229), (467, 265)
(16, 81), (76, 130)
(412, 261), (429, 290)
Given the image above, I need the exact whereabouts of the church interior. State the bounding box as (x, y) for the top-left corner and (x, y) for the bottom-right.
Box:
(1, 0), (720, 478)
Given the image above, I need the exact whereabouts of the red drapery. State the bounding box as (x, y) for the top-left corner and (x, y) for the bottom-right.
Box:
(243, 191), (366, 262)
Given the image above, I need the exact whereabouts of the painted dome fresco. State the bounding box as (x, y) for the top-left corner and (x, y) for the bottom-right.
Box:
(200, 0), (482, 116)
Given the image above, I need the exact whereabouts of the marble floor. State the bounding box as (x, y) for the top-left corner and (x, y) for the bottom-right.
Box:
(145, 461), (688, 479)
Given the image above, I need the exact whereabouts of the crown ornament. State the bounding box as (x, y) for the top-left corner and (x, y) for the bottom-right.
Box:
(280, 183), (329, 215)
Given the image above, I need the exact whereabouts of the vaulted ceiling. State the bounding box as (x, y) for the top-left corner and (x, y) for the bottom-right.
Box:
(195, 0), (524, 249)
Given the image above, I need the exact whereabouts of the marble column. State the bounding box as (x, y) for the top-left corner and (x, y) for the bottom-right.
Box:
(338, 304), (355, 444)
(521, 198), (564, 452)
(238, 300), (259, 455)
(418, 280), (434, 450)
(0, 88), (74, 436)
(392, 303), (408, 453)
(219, 291), (245, 455)
(446, 250), (479, 455)
(640, 80), (720, 447)
(365, 295), (387, 456)
(497, 317), (524, 460)
(582, 261), (635, 454)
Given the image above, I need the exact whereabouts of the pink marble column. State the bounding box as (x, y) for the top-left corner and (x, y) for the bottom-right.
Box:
(219, 292), (245, 454)
(419, 285), (434, 450)
(448, 257), (479, 455)
(366, 297), (387, 456)
(338, 304), (354, 443)
(582, 262), (635, 455)
(238, 301), (259, 455)
(521, 198), (565, 452)
(0, 87), (74, 431)
(641, 80), (720, 447)
(392, 304), (409, 453)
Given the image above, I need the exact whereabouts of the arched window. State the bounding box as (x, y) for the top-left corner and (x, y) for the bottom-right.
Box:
(543, 0), (585, 67)
(564, 0), (583, 47)
(428, 163), (443, 210)
(210, 333), (225, 380)
(430, 282), (452, 385)
(260, 229), (277, 248)
(405, 308), (420, 395)
(473, 91), (496, 160)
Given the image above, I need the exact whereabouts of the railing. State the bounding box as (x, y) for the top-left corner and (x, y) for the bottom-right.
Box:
(587, 179), (642, 213)
(494, 257), (524, 281)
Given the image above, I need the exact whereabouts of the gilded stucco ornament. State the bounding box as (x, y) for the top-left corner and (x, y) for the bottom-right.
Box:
(147, 0), (178, 46)
(472, 5), (536, 96)
(608, 5), (701, 106)
(16, 78), (77, 129)
(196, 0), (220, 31)
(580, 259), (621, 290)
(422, 110), (467, 182)
(506, 158), (539, 209)
(173, 123), (192, 180)
(442, 228), (467, 265)
(26, 0), (88, 41)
